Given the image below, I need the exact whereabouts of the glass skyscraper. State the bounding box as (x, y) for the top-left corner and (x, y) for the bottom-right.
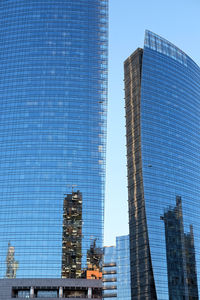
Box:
(0, 0), (108, 279)
(124, 31), (200, 299)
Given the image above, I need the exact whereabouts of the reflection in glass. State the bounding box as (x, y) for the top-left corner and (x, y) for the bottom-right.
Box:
(116, 235), (131, 300)
(0, 0), (108, 278)
(124, 30), (200, 298)
(161, 196), (198, 300)
(6, 242), (18, 279)
(62, 190), (82, 279)
(103, 246), (117, 299)
(86, 239), (103, 280)
(18, 290), (30, 298)
(103, 235), (131, 300)
(37, 290), (58, 298)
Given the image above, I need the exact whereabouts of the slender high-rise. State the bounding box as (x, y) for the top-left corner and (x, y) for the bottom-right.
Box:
(0, 0), (108, 284)
(124, 31), (200, 299)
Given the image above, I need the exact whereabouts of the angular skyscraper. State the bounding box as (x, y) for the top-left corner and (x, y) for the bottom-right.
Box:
(124, 31), (200, 299)
(0, 0), (108, 284)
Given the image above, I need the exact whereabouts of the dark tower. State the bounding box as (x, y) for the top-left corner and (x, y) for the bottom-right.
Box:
(124, 48), (157, 299)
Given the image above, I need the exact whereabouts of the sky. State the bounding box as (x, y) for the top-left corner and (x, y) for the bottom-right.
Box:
(104, 0), (200, 246)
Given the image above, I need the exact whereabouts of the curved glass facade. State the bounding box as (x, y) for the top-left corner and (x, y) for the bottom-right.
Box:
(0, 0), (108, 278)
(124, 31), (200, 299)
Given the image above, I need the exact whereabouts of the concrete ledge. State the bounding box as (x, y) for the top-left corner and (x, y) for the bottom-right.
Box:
(0, 278), (102, 299)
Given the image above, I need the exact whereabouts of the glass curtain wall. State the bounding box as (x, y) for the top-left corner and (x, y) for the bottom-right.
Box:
(103, 246), (117, 299)
(116, 235), (131, 300)
(124, 31), (200, 299)
(0, 0), (108, 278)
(141, 31), (200, 299)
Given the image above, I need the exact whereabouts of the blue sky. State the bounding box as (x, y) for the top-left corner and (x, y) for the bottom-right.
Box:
(104, 0), (200, 246)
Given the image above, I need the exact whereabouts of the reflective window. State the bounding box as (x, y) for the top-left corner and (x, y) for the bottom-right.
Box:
(37, 290), (57, 298)
(18, 290), (30, 298)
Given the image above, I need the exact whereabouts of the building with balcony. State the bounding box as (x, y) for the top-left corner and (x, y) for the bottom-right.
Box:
(103, 246), (117, 299)
(103, 235), (131, 300)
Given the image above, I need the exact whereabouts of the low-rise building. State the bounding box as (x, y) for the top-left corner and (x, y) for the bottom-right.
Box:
(0, 278), (102, 299)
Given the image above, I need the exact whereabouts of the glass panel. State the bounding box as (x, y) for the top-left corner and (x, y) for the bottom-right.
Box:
(37, 290), (57, 298)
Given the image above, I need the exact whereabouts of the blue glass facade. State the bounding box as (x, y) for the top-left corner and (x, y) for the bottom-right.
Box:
(116, 235), (131, 300)
(0, 0), (108, 278)
(103, 246), (117, 299)
(103, 236), (131, 300)
(124, 31), (200, 299)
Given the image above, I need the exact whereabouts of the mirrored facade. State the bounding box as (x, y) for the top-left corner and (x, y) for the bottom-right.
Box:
(124, 31), (200, 299)
(62, 190), (82, 279)
(103, 235), (131, 300)
(103, 246), (117, 299)
(116, 235), (131, 300)
(161, 196), (198, 299)
(0, 0), (108, 278)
